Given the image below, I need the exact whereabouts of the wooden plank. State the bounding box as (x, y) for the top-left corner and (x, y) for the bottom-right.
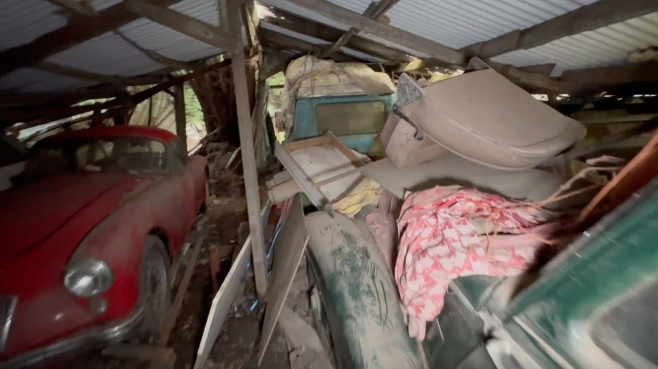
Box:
(519, 63), (556, 76)
(0, 60), (230, 127)
(173, 84), (187, 151)
(159, 225), (205, 345)
(561, 61), (658, 85)
(260, 29), (356, 62)
(226, 0), (268, 299)
(275, 142), (327, 206)
(579, 129), (658, 225)
(259, 6), (411, 63)
(291, 0), (578, 93)
(0, 0), (183, 78)
(318, 0), (400, 58)
(36, 61), (164, 85)
(461, 0), (658, 58)
(284, 136), (328, 152)
(125, 0), (238, 51)
(192, 202), (271, 369)
(115, 30), (194, 71)
(325, 131), (365, 168)
(257, 195), (309, 365)
(47, 0), (97, 16)
(293, 0), (467, 65)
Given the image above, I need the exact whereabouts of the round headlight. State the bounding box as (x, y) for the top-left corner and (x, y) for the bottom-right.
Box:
(64, 259), (114, 297)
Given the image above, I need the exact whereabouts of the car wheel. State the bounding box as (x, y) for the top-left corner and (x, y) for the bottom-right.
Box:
(138, 236), (171, 343)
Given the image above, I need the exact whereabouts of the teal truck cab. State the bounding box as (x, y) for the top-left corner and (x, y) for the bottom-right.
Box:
(280, 56), (395, 155)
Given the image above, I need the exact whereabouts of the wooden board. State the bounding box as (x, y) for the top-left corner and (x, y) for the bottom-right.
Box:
(257, 195), (309, 365)
(276, 131), (367, 206)
(192, 202), (271, 369)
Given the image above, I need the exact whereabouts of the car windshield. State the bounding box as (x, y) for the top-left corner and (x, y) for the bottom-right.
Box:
(24, 137), (168, 179)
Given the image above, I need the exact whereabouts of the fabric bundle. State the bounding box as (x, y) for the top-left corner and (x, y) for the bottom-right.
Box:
(395, 185), (558, 340)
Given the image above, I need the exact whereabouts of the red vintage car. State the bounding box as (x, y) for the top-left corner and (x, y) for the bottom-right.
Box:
(0, 126), (207, 367)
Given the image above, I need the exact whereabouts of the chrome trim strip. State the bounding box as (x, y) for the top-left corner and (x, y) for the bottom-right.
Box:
(0, 308), (143, 369)
(0, 296), (18, 354)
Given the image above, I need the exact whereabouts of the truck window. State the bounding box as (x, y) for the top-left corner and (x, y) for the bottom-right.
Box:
(592, 279), (658, 369)
(315, 100), (387, 136)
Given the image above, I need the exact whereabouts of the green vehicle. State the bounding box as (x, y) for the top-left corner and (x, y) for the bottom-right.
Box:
(281, 57), (658, 368)
(306, 176), (658, 369)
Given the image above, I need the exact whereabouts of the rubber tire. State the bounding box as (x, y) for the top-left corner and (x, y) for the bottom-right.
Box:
(138, 236), (172, 343)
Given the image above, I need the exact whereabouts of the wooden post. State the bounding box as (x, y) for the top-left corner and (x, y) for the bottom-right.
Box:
(227, 0), (268, 298)
(173, 84), (187, 151)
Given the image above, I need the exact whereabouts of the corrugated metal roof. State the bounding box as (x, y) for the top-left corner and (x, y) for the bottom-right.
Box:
(260, 22), (386, 62)
(259, 0), (657, 76)
(0, 0), (69, 49)
(493, 12), (658, 76)
(0, 0), (225, 93)
(47, 31), (166, 77)
(0, 68), (92, 92)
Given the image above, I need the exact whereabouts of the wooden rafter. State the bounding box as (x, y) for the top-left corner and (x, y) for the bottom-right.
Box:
(260, 29), (356, 62)
(1, 59), (230, 127)
(125, 0), (237, 51)
(292, 0), (584, 93)
(293, 0), (466, 66)
(47, 0), (198, 72)
(36, 61), (165, 86)
(259, 6), (411, 63)
(46, 0), (96, 17)
(114, 30), (196, 71)
(0, 0), (184, 78)
(318, 0), (400, 58)
(561, 61), (658, 85)
(461, 0), (658, 58)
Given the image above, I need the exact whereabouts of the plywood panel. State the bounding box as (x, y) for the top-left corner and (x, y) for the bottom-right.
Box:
(257, 194), (309, 365)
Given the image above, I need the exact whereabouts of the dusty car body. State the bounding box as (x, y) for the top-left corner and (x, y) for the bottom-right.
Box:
(0, 126), (207, 367)
(307, 179), (658, 369)
(282, 56), (396, 155)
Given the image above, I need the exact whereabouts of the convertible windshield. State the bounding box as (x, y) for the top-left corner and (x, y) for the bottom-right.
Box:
(24, 137), (168, 178)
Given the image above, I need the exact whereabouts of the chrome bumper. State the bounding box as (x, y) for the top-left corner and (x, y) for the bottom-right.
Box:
(0, 308), (144, 369)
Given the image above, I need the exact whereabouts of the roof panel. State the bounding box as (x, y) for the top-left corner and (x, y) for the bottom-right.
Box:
(0, 68), (92, 92)
(493, 12), (658, 75)
(47, 31), (166, 77)
(0, 0), (69, 49)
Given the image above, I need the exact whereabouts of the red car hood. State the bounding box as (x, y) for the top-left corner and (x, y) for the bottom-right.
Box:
(0, 172), (146, 260)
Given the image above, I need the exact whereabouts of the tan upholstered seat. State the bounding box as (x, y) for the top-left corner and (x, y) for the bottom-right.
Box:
(405, 68), (586, 170)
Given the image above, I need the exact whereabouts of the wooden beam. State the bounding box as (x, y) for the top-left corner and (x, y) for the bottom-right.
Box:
(561, 61), (658, 85)
(125, 0), (238, 51)
(292, 0), (467, 65)
(0, 0), (184, 78)
(114, 31), (196, 71)
(260, 29), (356, 62)
(461, 0), (658, 58)
(0, 87), (127, 109)
(46, 0), (97, 17)
(1, 60), (230, 127)
(173, 84), (187, 150)
(46, 0), (193, 72)
(227, 0), (268, 299)
(260, 6), (411, 63)
(36, 61), (165, 86)
(519, 63), (556, 76)
(319, 0), (399, 58)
